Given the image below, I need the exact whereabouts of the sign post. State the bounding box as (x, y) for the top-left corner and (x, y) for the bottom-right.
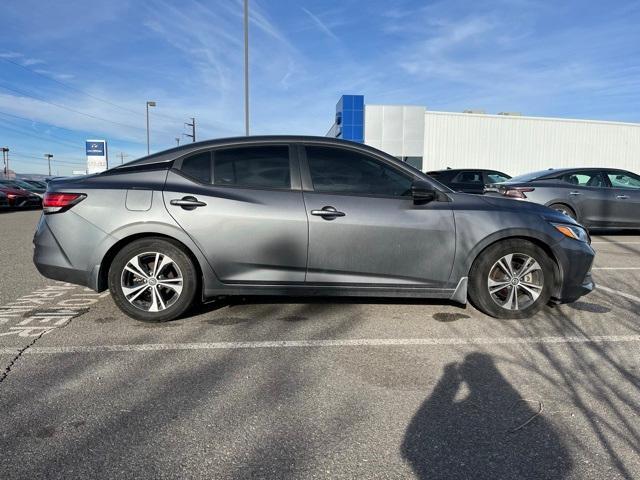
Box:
(85, 140), (108, 174)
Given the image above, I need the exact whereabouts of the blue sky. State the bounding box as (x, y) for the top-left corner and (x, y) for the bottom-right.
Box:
(1, 0), (639, 175)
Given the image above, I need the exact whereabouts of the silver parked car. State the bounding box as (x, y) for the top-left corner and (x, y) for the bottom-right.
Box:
(489, 167), (640, 228)
(34, 136), (595, 322)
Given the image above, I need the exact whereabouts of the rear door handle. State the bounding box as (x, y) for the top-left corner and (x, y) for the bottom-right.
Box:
(568, 191), (582, 196)
(310, 206), (345, 219)
(616, 195), (629, 200)
(170, 196), (207, 210)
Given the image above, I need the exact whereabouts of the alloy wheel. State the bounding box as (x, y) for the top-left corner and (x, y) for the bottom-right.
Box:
(487, 253), (544, 311)
(120, 252), (184, 312)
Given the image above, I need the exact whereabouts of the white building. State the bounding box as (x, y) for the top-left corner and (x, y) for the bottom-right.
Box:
(328, 95), (640, 175)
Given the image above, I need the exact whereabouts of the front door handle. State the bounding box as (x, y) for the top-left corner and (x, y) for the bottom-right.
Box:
(310, 206), (345, 219)
(568, 191), (582, 196)
(170, 196), (207, 210)
(616, 195), (629, 200)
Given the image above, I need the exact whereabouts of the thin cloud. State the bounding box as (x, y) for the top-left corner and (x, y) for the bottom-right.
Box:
(301, 7), (339, 41)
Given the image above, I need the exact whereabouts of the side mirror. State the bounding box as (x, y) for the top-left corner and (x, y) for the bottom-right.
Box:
(411, 180), (437, 204)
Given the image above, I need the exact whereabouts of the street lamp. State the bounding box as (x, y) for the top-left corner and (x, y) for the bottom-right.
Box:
(146, 101), (156, 155)
(1, 147), (9, 176)
(44, 154), (53, 176)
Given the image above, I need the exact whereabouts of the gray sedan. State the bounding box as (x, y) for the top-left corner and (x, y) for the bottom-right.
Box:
(33, 136), (594, 322)
(489, 168), (640, 228)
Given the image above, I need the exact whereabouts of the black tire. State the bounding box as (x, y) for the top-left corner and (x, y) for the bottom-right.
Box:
(549, 203), (577, 221)
(108, 237), (198, 322)
(468, 240), (554, 319)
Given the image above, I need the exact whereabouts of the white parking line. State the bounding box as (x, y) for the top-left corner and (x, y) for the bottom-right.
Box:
(591, 241), (640, 245)
(592, 267), (640, 270)
(1, 334), (639, 355)
(597, 285), (640, 304)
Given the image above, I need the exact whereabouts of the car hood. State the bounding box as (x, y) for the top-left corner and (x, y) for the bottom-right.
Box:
(478, 194), (580, 226)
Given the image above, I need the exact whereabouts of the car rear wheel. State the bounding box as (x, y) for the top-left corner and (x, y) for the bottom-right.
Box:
(108, 238), (198, 322)
(468, 240), (554, 319)
(549, 203), (577, 221)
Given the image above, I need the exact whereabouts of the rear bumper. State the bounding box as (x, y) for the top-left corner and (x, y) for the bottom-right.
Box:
(550, 237), (595, 304)
(33, 215), (92, 288)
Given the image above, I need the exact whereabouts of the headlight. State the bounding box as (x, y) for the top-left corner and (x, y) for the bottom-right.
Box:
(552, 223), (590, 243)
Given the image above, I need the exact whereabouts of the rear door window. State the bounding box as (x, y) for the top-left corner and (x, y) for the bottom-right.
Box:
(561, 171), (606, 188)
(452, 171), (483, 184)
(213, 146), (291, 189)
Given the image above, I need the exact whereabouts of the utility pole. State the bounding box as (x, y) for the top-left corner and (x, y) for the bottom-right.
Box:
(146, 101), (156, 155)
(44, 154), (53, 176)
(118, 152), (129, 165)
(243, 0), (250, 135)
(184, 117), (196, 143)
(1, 147), (8, 177)
(175, 137), (180, 146)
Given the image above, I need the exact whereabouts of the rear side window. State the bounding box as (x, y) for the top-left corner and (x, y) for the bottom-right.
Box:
(213, 146), (290, 189)
(487, 172), (510, 183)
(452, 171), (483, 183)
(561, 171), (606, 187)
(180, 152), (211, 183)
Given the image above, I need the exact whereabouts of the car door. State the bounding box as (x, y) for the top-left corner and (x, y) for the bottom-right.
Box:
(164, 144), (308, 283)
(557, 170), (612, 226)
(300, 144), (455, 286)
(603, 170), (640, 227)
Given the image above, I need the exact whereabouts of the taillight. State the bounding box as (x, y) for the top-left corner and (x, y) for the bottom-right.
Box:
(43, 192), (86, 214)
(502, 187), (535, 199)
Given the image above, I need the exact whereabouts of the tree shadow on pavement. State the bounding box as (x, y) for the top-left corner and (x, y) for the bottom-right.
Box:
(402, 352), (572, 480)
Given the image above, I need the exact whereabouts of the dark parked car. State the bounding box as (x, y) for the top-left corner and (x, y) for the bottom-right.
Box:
(488, 168), (640, 228)
(0, 184), (42, 208)
(0, 179), (46, 197)
(34, 136), (594, 322)
(20, 179), (48, 190)
(0, 190), (8, 209)
(427, 169), (511, 194)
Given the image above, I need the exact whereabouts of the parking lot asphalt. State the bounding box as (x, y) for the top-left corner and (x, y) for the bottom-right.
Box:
(1, 210), (639, 479)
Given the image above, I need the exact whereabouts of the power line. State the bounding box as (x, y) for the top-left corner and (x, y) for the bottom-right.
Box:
(11, 151), (85, 165)
(0, 83), (146, 133)
(0, 120), (82, 150)
(0, 58), (184, 120)
(0, 57), (191, 124)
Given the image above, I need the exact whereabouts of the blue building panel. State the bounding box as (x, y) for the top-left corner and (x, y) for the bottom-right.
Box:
(329, 94), (364, 143)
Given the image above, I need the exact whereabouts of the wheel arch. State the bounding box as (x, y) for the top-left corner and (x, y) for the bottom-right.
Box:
(96, 233), (210, 298)
(463, 233), (563, 298)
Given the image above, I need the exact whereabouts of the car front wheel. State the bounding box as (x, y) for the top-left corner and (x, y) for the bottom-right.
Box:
(108, 238), (198, 322)
(468, 240), (554, 319)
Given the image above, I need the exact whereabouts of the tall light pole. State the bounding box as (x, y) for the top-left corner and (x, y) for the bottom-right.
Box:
(243, 0), (250, 136)
(44, 154), (53, 176)
(1, 147), (9, 177)
(146, 101), (156, 155)
(175, 137), (180, 146)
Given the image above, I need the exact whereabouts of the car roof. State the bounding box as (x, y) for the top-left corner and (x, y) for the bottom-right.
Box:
(114, 135), (390, 169)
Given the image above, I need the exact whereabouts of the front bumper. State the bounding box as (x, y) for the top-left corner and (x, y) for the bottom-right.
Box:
(550, 237), (595, 304)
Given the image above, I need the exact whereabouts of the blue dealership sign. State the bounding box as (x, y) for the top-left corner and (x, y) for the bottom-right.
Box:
(86, 141), (105, 156)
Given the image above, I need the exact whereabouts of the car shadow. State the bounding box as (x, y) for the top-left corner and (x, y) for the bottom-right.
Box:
(401, 352), (572, 480)
(185, 295), (467, 319)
